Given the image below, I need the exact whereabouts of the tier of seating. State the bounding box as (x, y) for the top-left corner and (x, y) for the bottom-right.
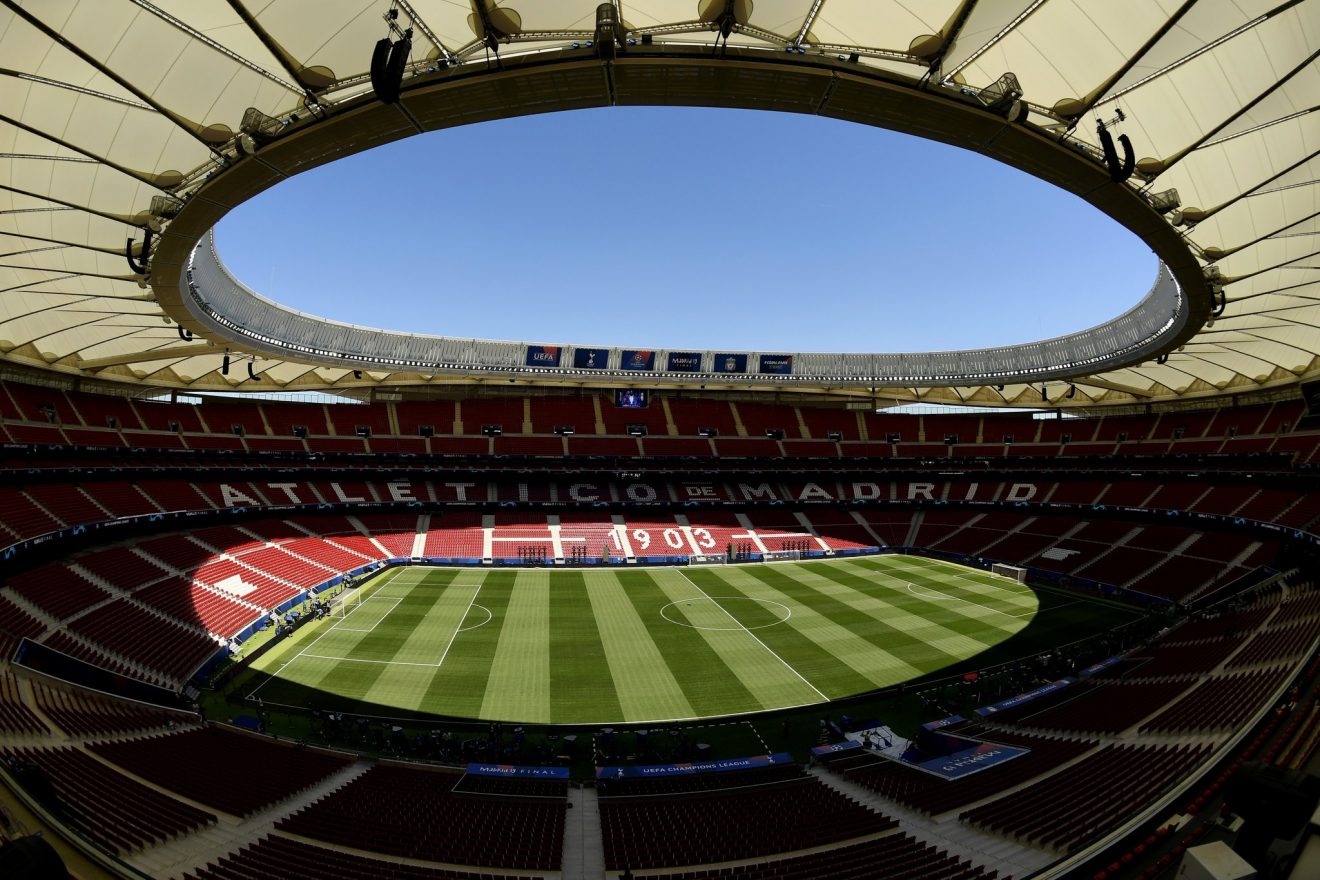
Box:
(29, 678), (192, 737)
(4, 746), (216, 854)
(599, 769), (896, 871)
(276, 763), (565, 871)
(89, 727), (352, 817)
(2, 382), (1315, 464)
(186, 834), (545, 880)
(836, 730), (1096, 816)
(0, 670), (45, 735)
(960, 744), (1209, 853)
(639, 832), (998, 880)
(1139, 667), (1291, 734)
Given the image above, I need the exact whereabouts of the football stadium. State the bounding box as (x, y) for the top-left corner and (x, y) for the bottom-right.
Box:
(2, 2), (1320, 879)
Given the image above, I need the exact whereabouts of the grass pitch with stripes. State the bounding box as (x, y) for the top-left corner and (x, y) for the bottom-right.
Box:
(246, 556), (1104, 725)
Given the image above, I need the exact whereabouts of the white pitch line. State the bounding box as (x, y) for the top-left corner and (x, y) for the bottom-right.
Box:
(905, 582), (1036, 620)
(334, 597), (402, 633)
(675, 569), (829, 703)
(432, 579), (484, 669)
(300, 653), (442, 668)
(250, 568), (407, 697)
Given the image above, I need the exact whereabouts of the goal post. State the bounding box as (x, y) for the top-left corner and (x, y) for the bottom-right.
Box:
(762, 550), (803, 562)
(990, 563), (1028, 584)
(332, 585), (364, 618)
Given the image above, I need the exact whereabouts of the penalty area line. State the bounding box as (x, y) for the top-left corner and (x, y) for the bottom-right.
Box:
(904, 582), (1037, 620)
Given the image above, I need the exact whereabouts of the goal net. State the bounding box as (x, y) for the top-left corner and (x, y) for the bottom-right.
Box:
(763, 550), (803, 562)
(332, 587), (364, 618)
(990, 563), (1028, 584)
(689, 554), (728, 566)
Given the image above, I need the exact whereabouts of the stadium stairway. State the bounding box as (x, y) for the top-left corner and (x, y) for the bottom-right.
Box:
(562, 786), (605, 880)
(809, 765), (1053, 878)
(126, 757), (372, 879)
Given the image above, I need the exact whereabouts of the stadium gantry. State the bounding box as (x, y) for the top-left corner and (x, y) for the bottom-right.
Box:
(0, 0), (1316, 405)
(2, 3), (1320, 880)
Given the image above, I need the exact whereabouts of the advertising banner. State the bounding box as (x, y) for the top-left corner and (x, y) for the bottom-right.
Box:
(666, 351), (703, 372)
(467, 763), (570, 779)
(573, 348), (609, 369)
(525, 345), (562, 368)
(620, 350), (656, 371)
(713, 353), (748, 374)
(596, 752), (792, 780)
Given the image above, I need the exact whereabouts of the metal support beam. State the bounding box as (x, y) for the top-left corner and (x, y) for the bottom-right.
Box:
(78, 341), (219, 370)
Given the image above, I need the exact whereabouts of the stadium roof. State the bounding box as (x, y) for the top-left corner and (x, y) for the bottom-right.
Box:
(0, 0), (1316, 408)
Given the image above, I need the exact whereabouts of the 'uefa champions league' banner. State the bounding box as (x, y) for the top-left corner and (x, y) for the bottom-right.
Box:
(759, 354), (794, 374)
(713, 353), (749, 374)
(919, 715), (965, 732)
(467, 763), (570, 779)
(810, 741), (863, 757)
(975, 677), (1075, 717)
(1080, 656), (1124, 678)
(596, 752), (793, 779)
(573, 347), (609, 369)
(524, 345), (562, 368)
(667, 351), (702, 372)
(620, 350), (656, 371)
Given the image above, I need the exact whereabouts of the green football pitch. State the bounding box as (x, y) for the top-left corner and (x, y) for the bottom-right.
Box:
(244, 555), (1107, 725)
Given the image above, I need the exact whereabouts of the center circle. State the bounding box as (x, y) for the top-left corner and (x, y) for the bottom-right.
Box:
(660, 596), (792, 631)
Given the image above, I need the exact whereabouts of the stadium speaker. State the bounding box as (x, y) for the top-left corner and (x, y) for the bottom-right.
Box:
(353, 370), (363, 380)
(370, 33), (411, 104)
(1097, 122), (1136, 183)
(0, 834), (67, 879)
(293, 426), (307, 439)
(231, 424), (244, 437)
(126, 226), (153, 274)
(698, 427), (718, 438)
(1117, 431), (1128, 442)
(418, 425), (434, 437)
(594, 2), (622, 59)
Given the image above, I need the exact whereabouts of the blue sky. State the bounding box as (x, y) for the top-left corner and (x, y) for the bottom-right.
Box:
(218, 106), (1155, 354)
